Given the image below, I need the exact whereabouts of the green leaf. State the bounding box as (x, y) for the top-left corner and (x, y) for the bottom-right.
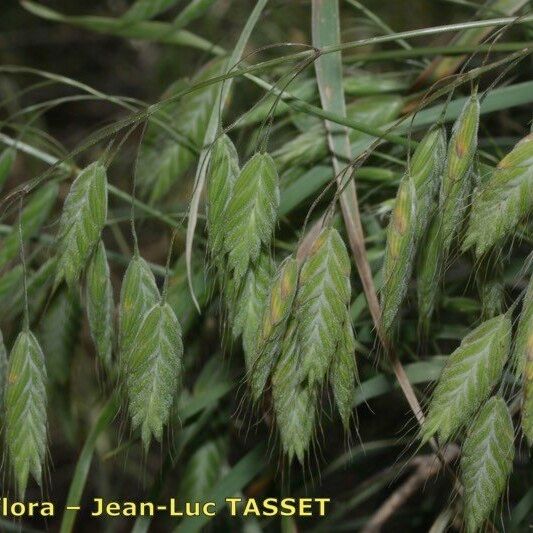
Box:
(207, 134), (239, 258)
(295, 227), (351, 387)
(125, 302), (183, 450)
(119, 254), (160, 368)
(463, 133), (533, 256)
(38, 288), (81, 385)
(0, 148), (15, 193)
(224, 153), (279, 279)
(173, 0), (217, 29)
(122, 0), (181, 22)
(0, 329), (7, 411)
(177, 437), (226, 505)
(86, 240), (114, 371)
(4, 329), (47, 498)
(422, 314), (511, 443)
(461, 396), (514, 533)
(56, 162), (107, 287)
(0, 182), (58, 269)
(330, 317), (357, 429)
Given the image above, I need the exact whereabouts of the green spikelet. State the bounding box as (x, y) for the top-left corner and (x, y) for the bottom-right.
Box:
(274, 95), (403, 169)
(248, 256), (298, 400)
(38, 288), (81, 385)
(232, 251), (275, 365)
(0, 182), (58, 269)
(475, 251), (504, 320)
(463, 133), (533, 256)
(439, 93), (479, 255)
(272, 322), (317, 464)
(55, 162), (107, 287)
(461, 396), (514, 533)
(0, 148), (15, 192)
(330, 317), (357, 429)
(137, 61), (224, 203)
(410, 125), (447, 237)
(86, 240), (114, 371)
(4, 329), (47, 497)
(422, 314), (511, 443)
(119, 253), (159, 370)
(381, 176), (417, 333)
(522, 336), (533, 447)
(295, 228), (351, 387)
(207, 134), (239, 258)
(224, 153), (279, 279)
(125, 302), (183, 450)
(514, 275), (533, 376)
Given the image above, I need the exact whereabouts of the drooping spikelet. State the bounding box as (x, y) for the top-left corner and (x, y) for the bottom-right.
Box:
(422, 314), (510, 443)
(461, 396), (514, 533)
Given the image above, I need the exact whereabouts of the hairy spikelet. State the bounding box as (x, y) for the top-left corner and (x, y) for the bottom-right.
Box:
(177, 438), (226, 505)
(463, 133), (533, 256)
(0, 329), (7, 410)
(513, 275), (533, 378)
(206, 134), (239, 258)
(274, 95), (403, 168)
(272, 322), (317, 464)
(137, 61), (224, 203)
(4, 330), (47, 497)
(0, 182), (58, 269)
(119, 254), (159, 370)
(461, 396), (514, 533)
(86, 240), (114, 370)
(39, 288), (81, 385)
(330, 317), (357, 429)
(224, 153), (279, 279)
(422, 314), (511, 443)
(249, 256), (298, 400)
(232, 251), (275, 364)
(0, 148), (15, 192)
(439, 94), (479, 255)
(476, 252), (504, 319)
(125, 302), (183, 450)
(381, 177), (417, 333)
(56, 162), (107, 287)
(410, 125), (447, 236)
(295, 228), (351, 387)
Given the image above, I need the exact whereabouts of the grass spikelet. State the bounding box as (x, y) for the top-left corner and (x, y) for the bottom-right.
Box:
(38, 288), (81, 386)
(272, 322), (317, 464)
(232, 251), (275, 365)
(523, 335), (533, 447)
(137, 61), (224, 203)
(125, 301), (183, 451)
(295, 227), (351, 387)
(119, 253), (159, 370)
(206, 134), (239, 258)
(410, 125), (447, 236)
(330, 317), (357, 429)
(381, 176), (417, 333)
(514, 275), (533, 378)
(4, 329), (47, 498)
(0, 182), (58, 269)
(55, 162), (107, 287)
(0, 148), (15, 192)
(248, 256), (298, 400)
(461, 396), (514, 533)
(416, 216), (442, 335)
(475, 252), (504, 319)
(86, 240), (114, 371)
(224, 152), (279, 279)
(422, 314), (511, 443)
(463, 133), (533, 256)
(439, 93), (479, 254)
